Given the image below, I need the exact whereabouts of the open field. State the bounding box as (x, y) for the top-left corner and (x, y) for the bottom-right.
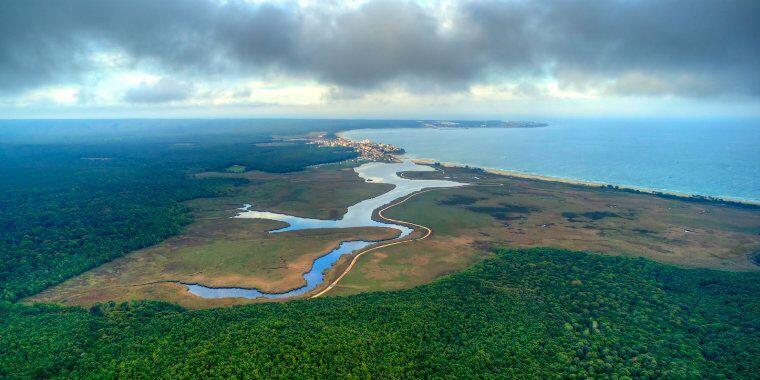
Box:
(193, 162), (392, 220)
(332, 166), (760, 296)
(30, 161), (760, 307)
(30, 165), (396, 309)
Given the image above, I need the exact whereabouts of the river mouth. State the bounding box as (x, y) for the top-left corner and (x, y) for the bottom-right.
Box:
(182, 159), (465, 299)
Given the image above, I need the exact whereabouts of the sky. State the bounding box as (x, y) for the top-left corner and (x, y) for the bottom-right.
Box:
(1, 0), (759, 119)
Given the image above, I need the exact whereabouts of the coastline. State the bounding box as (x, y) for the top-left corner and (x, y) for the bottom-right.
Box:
(336, 129), (759, 207)
(409, 156), (760, 207)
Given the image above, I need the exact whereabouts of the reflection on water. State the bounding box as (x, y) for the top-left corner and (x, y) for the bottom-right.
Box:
(183, 160), (465, 299)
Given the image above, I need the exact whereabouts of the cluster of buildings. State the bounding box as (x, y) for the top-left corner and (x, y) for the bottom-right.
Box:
(312, 135), (404, 162)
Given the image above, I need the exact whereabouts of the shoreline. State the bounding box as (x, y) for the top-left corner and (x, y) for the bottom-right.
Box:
(336, 129), (759, 207)
(410, 156), (760, 207)
(409, 156), (760, 207)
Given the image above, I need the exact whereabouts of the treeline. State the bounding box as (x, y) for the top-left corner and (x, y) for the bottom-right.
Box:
(2, 248), (757, 378)
(0, 119), (424, 144)
(179, 143), (358, 173)
(600, 184), (760, 210)
(0, 141), (356, 301)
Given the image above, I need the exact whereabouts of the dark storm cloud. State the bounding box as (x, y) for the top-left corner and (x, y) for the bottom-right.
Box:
(1, 0), (758, 98)
(303, 1), (481, 89)
(0, 0), (301, 93)
(531, 0), (760, 97)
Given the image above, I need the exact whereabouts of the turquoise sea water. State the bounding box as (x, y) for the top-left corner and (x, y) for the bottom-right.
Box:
(343, 119), (760, 203)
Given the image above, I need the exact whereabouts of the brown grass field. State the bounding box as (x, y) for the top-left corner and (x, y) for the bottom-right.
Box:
(332, 166), (760, 296)
(30, 165), (395, 309)
(30, 162), (760, 308)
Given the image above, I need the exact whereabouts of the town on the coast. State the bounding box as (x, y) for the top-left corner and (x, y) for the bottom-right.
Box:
(311, 135), (404, 162)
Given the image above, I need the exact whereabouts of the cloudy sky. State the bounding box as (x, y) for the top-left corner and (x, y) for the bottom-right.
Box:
(1, 0), (758, 119)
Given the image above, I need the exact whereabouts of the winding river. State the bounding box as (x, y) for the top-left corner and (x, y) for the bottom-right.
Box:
(182, 159), (465, 299)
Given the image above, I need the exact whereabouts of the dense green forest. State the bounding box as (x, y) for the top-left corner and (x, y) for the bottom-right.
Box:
(2, 248), (758, 378)
(0, 141), (356, 301)
(1, 121), (757, 378)
(0, 119), (424, 144)
(0, 119), (510, 144)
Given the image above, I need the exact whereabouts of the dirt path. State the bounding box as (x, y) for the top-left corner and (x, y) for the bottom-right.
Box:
(310, 187), (438, 298)
(310, 167), (502, 299)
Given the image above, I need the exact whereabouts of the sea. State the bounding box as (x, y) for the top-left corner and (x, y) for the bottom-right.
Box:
(343, 118), (760, 203)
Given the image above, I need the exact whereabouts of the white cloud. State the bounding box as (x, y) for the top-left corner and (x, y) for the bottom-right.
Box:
(123, 78), (193, 104)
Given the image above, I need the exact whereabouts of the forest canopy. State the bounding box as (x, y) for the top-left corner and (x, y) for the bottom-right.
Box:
(0, 140), (356, 301)
(1, 121), (757, 378)
(1, 248), (758, 378)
